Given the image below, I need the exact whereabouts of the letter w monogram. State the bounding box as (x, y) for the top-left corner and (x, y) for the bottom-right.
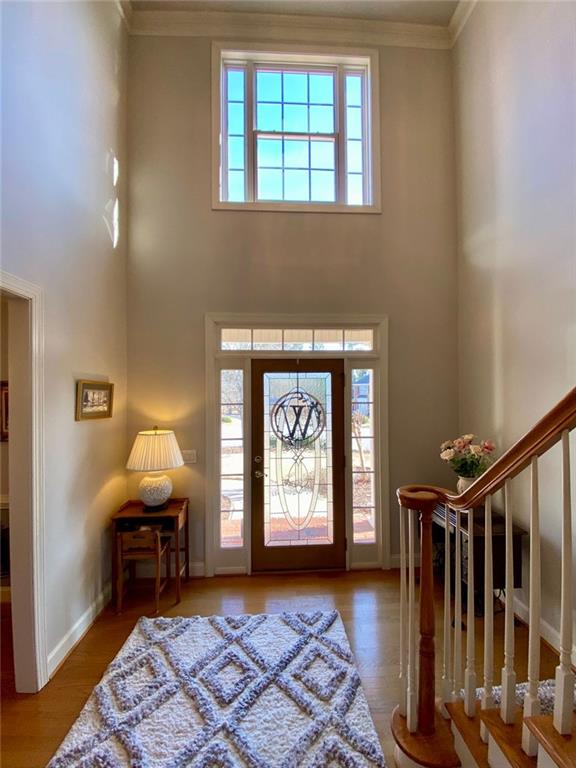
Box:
(280, 404), (315, 441)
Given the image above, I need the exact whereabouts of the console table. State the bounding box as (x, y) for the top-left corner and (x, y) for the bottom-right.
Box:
(111, 498), (189, 605)
(432, 502), (526, 610)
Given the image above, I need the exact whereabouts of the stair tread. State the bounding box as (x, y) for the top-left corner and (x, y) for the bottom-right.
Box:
(480, 708), (537, 768)
(524, 713), (576, 768)
(446, 700), (489, 768)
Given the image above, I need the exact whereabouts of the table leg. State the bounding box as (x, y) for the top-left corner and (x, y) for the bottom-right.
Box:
(175, 527), (181, 603)
(185, 513), (190, 581)
(111, 523), (117, 605)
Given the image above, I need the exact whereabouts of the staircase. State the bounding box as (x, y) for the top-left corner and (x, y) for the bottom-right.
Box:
(391, 388), (576, 768)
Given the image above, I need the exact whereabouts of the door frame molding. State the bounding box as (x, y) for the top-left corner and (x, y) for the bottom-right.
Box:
(205, 313), (389, 577)
(0, 270), (48, 692)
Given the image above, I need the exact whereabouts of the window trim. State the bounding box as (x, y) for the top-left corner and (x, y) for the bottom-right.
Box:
(211, 41), (381, 214)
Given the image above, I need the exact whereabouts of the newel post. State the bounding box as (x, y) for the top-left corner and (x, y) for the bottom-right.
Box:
(397, 487), (440, 736)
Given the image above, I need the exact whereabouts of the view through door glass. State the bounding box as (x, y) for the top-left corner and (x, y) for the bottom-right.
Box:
(251, 359), (345, 571)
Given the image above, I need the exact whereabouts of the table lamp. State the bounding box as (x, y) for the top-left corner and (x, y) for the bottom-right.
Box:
(126, 427), (184, 509)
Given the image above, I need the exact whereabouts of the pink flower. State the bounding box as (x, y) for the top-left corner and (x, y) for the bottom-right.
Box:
(453, 438), (466, 451)
(481, 440), (495, 453)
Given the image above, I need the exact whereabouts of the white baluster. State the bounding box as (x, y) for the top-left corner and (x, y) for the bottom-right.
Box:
(464, 507), (477, 716)
(442, 503), (453, 711)
(553, 430), (574, 735)
(407, 509), (418, 732)
(522, 457), (541, 754)
(399, 504), (408, 717)
(481, 494), (494, 742)
(500, 479), (517, 724)
(453, 508), (463, 700)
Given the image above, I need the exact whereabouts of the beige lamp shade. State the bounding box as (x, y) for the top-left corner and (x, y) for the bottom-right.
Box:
(126, 429), (184, 472)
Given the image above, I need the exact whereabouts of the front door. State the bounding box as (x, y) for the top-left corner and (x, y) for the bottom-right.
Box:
(251, 359), (346, 571)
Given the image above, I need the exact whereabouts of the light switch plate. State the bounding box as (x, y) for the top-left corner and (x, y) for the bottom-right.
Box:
(181, 449), (197, 464)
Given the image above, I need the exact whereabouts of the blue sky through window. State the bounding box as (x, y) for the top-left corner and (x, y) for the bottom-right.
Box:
(226, 69), (246, 201)
(255, 69), (336, 202)
(345, 74), (364, 205)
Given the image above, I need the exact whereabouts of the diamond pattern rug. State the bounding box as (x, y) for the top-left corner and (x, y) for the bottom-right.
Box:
(48, 610), (386, 767)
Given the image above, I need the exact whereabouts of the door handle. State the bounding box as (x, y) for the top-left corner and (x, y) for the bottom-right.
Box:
(254, 470), (265, 479)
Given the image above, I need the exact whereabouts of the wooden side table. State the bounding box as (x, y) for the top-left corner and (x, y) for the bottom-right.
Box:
(111, 498), (189, 605)
(433, 502), (526, 612)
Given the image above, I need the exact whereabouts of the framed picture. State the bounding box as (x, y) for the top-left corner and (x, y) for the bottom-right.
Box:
(75, 380), (114, 421)
(1, 381), (8, 441)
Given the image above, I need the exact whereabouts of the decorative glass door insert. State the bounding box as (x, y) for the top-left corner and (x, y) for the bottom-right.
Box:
(251, 359), (345, 571)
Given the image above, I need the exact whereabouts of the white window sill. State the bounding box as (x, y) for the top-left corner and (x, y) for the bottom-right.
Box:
(212, 201), (382, 214)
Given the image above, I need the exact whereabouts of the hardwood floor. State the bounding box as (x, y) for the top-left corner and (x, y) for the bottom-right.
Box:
(0, 570), (558, 768)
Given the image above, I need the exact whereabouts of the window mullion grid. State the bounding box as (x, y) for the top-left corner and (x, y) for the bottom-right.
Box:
(361, 68), (370, 205)
(221, 64), (230, 202)
(222, 54), (372, 208)
(280, 71), (285, 201)
(336, 64), (346, 205)
(246, 62), (255, 202)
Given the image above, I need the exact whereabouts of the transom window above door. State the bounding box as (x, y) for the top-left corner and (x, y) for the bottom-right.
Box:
(220, 327), (374, 352)
(213, 44), (381, 213)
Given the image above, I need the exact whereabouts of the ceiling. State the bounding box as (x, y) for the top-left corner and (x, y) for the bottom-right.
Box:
(129, 1), (460, 27)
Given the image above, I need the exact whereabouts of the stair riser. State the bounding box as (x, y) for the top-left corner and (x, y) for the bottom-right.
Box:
(451, 721), (482, 768)
(488, 735), (517, 768)
(394, 744), (432, 768)
(536, 748), (559, 768)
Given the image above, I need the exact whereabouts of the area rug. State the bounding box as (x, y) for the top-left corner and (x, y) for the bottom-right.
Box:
(48, 610), (386, 767)
(476, 678), (576, 714)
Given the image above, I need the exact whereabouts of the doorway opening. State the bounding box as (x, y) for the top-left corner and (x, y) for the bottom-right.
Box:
(0, 273), (48, 693)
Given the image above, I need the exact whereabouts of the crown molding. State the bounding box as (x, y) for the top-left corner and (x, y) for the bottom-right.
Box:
(449, 0), (478, 46)
(128, 9), (452, 49)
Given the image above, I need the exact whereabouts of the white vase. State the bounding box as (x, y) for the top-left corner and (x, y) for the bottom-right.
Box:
(457, 475), (475, 494)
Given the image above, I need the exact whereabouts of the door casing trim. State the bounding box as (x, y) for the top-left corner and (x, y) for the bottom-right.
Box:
(0, 270), (48, 692)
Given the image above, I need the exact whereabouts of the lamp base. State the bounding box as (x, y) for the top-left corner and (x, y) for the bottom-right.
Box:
(138, 473), (173, 508)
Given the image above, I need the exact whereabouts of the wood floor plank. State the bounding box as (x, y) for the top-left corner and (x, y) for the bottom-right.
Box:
(0, 570), (559, 768)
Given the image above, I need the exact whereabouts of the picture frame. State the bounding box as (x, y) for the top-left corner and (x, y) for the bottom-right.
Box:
(1, 381), (8, 441)
(75, 380), (114, 421)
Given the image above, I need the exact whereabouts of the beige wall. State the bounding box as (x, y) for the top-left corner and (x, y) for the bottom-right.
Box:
(0, 298), (8, 501)
(453, 1), (576, 643)
(1, 2), (128, 659)
(127, 35), (459, 561)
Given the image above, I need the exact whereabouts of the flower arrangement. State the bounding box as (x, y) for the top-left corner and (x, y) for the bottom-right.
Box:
(440, 434), (496, 478)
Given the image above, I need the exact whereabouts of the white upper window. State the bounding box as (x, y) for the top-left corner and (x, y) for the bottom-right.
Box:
(212, 44), (381, 213)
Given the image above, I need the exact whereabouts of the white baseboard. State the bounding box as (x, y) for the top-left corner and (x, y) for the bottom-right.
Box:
(512, 594), (576, 667)
(47, 583), (111, 676)
(389, 554), (421, 568)
(349, 561), (383, 570)
(189, 561), (205, 577)
(137, 560), (206, 578)
(214, 566), (248, 575)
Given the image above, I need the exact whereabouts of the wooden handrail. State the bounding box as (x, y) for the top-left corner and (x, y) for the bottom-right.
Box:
(394, 387), (576, 744)
(398, 387), (576, 512)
